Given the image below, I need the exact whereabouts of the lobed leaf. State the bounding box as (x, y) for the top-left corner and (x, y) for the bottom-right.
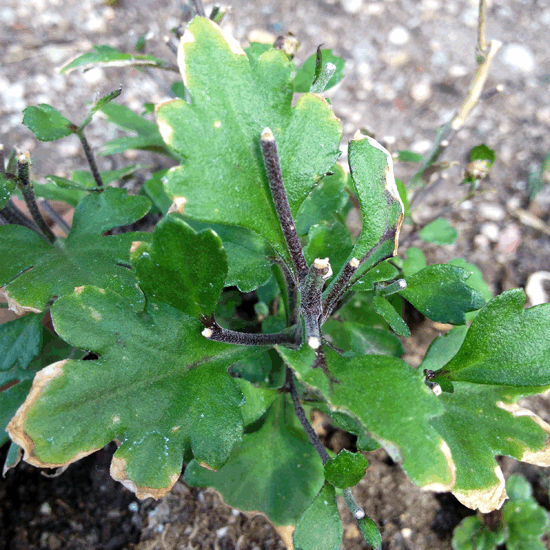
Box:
(400, 264), (485, 324)
(324, 134), (404, 297)
(372, 295), (410, 337)
(7, 287), (258, 498)
(22, 105), (74, 142)
(430, 290), (550, 512)
(0, 187), (150, 313)
(131, 214), (228, 317)
(185, 395), (325, 526)
(156, 17), (342, 265)
(278, 345), (455, 491)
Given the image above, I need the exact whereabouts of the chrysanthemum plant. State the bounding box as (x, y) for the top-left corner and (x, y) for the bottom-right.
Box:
(1, 9), (550, 550)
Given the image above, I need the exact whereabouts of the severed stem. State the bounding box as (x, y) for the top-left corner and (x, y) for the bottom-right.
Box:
(16, 154), (56, 243)
(343, 488), (366, 520)
(301, 258), (332, 350)
(0, 200), (40, 233)
(286, 367), (330, 464)
(261, 128), (309, 283)
(76, 129), (104, 188)
(310, 62), (336, 94)
(200, 316), (301, 348)
(321, 257), (359, 322)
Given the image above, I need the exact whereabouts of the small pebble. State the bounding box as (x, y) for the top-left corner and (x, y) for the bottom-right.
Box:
(128, 502), (139, 512)
(411, 139), (432, 155)
(410, 80), (432, 103)
(341, 0), (363, 14)
(525, 272), (550, 306)
(40, 502), (52, 515)
(496, 223), (521, 254)
(481, 222), (500, 242)
(388, 26), (410, 46)
(216, 526), (229, 537)
(478, 202), (506, 222)
(401, 527), (413, 538)
(449, 64), (468, 78)
(500, 44), (536, 75)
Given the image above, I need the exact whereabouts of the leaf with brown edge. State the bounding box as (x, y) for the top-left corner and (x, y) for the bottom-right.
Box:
(7, 286), (260, 498)
(155, 17), (342, 266)
(426, 290), (550, 512)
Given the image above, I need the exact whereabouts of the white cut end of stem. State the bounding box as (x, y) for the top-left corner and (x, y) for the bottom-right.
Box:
(354, 509), (366, 520)
(313, 257), (330, 270)
(397, 279), (407, 290)
(350, 257), (360, 268)
(261, 127), (274, 141)
(441, 140), (449, 147)
(325, 62), (336, 71)
(308, 336), (321, 350)
(17, 153), (29, 164)
(202, 328), (213, 338)
(431, 383), (442, 396)
(496, 84), (505, 92)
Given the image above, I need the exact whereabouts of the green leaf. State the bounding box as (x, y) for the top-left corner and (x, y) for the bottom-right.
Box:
(22, 105), (75, 142)
(322, 319), (405, 357)
(244, 42), (272, 64)
(295, 164), (350, 236)
(470, 144), (495, 167)
(419, 218), (458, 245)
(325, 134), (403, 298)
(429, 291), (550, 511)
(357, 515), (382, 550)
(184, 220), (274, 293)
(278, 346), (455, 491)
(304, 222), (353, 279)
(421, 326), (468, 374)
(140, 169), (172, 215)
(294, 49), (345, 93)
(396, 150), (424, 163)
(60, 45), (176, 73)
(0, 313), (43, 374)
(99, 102), (176, 158)
(131, 214), (228, 317)
(0, 173), (16, 209)
(156, 18), (342, 264)
(351, 260), (399, 291)
(506, 474), (532, 501)
(185, 395), (325, 526)
(234, 378), (279, 426)
(395, 178), (411, 217)
(7, 287), (257, 497)
(170, 80), (186, 99)
(0, 187), (150, 312)
(80, 87), (122, 129)
(402, 246), (427, 278)
(293, 483), (343, 550)
(448, 258), (492, 321)
(324, 449), (369, 489)
(504, 499), (549, 544)
(0, 316), (81, 446)
(372, 295), (410, 337)
(451, 516), (507, 550)
(400, 264), (485, 324)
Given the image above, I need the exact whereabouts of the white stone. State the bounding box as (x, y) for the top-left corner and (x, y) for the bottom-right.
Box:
(410, 80), (432, 103)
(478, 202), (506, 222)
(401, 527), (413, 538)
(341, 0), (363, 14)
(388, 26), (410, 46)
(449, 64), (468, 78)
(82, 67), (106, 85)
(411, 139), (432, 155)
(500, 44), (536, 75)
(525, 272), (550, 306)
(480, 222), (500, 242)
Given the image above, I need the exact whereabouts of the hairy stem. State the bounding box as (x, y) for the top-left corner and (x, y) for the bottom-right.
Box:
(190, 0), (206, 17)
(200, 316), (301, 348)
(17, 154), (56, 243)
(301, 258), (332, 350)
(261, 128), (309, 283)
(76, 130), (104, 188)
(343, 488), (366, 520)
(286, 367), (330, 464)
(0, 200), (40, 232)
(38, 198), (71, 235)
(477, 0), (487, 59)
